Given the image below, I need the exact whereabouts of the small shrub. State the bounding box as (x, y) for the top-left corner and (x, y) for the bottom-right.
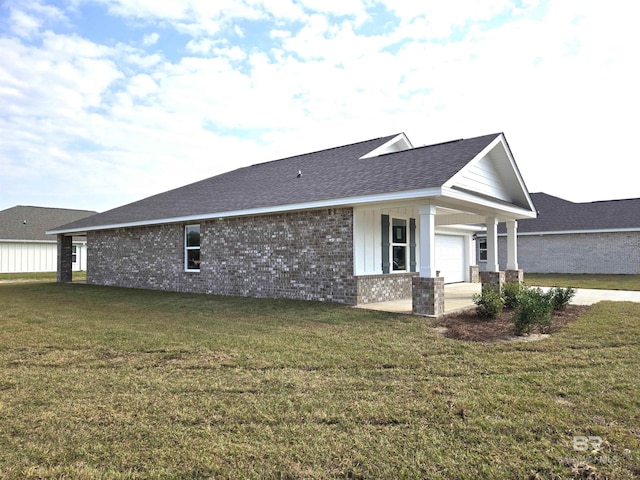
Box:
(502, 282), (524, 309)
(549, 286), (576, 310)
(473, 288), (505, 319)
(512, 286), (553, 335)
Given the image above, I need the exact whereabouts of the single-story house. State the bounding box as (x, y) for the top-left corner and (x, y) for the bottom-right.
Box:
(477, 193), (640, 274)
(49, 132), (537, 315)
(0, 205), (96, 273)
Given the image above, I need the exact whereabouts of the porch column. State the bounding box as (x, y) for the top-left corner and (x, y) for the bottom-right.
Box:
(413, 204), (444, 316)
(418, 204), (436, 277)
(485, 216), (499, 273)
(480, 217), (502, 293)
(505, 220), (523, 283)
(57, 234), (73, 283)
(506, 220), (518, 270)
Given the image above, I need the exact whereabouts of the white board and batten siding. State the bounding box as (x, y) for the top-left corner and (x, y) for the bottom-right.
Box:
(454, 153), (512, 202)
(353, 206), (471, 283)
(0, 241), (87, 273)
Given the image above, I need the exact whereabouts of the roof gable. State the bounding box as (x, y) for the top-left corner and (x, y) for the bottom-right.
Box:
(445, 134), (534, 211)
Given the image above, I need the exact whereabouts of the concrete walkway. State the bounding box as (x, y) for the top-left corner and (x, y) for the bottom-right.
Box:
(355, 283), (640, 315)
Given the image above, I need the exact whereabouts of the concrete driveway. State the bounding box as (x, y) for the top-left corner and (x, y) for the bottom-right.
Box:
(355, 283), (640, 315)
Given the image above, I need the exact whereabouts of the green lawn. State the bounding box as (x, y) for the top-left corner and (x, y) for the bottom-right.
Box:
(524, 273), (640, 291)
(0, 271), (87, 282)
(1, 282), (639, 479)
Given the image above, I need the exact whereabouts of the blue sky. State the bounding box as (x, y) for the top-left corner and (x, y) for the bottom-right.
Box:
(1, 0), (638, 213)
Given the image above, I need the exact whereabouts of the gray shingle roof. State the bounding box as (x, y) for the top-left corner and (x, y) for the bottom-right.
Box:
(0, 206), (97, 241)
(504, 193), (640, 233)
(53, 132), (502, 233)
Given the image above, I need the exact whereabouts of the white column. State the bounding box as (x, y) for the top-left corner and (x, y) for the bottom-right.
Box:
(419, 204), (436, 277)
(486, 216), (499, 273)
(506, 220), (518, 270)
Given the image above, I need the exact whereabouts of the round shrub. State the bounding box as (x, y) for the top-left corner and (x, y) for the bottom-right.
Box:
(512, 286), (553, 335)
(473, 288), (505, 319)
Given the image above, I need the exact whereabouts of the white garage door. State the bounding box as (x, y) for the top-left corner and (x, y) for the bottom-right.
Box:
(435, 235), (466, 283)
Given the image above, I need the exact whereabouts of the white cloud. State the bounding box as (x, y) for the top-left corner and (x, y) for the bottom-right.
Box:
(1, 0), (639, 212)
(142, 32), (159, 46)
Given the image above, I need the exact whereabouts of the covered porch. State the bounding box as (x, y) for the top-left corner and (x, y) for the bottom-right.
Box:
(356, 282), (482, 315)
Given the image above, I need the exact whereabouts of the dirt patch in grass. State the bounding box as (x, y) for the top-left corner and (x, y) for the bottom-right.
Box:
(437, 304), (591, 342)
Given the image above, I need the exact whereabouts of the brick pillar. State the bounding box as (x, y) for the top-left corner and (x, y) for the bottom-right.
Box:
(505, 269), (523, 284)
(469, 265), (480, 283)
(480, 270), (505, 293)
(57, 234), (73, 283)
(412, 276), (445, 317)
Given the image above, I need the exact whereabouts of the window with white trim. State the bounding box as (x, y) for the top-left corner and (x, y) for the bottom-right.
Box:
(391, 218), (407, 271)
(185, 225), (201, 271)
(479, 238), (487, 262)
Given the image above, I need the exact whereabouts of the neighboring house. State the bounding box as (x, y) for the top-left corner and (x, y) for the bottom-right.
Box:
(49, 132), (537, 315)
(0, 206), (97, 273)
(477, 193), (640, 274)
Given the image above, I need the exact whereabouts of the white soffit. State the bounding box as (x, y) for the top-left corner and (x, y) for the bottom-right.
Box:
(359, 133), (413, 158)
(444, 135), (535, 212)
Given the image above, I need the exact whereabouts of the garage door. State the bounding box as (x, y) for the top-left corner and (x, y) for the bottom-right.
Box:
(435, 235), (466, 283)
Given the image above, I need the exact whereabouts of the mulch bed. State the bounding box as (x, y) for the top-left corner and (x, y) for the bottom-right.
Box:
(437, 304), (591, 342)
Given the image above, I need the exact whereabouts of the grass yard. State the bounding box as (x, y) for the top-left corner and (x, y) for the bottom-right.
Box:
(0, 282), (639, 479)
(525, 273), (640, 291)
(0, 271), (87, 283)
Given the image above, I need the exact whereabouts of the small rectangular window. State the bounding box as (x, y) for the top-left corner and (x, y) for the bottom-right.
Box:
(72, 245), (77, 264)
(185, 225), (200, 271)
(479, 239), (487, 262)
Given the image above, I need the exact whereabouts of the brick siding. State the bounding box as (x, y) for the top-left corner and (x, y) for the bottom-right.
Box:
(87, 208), (358, 303)
(355, 273), (417, 304)
(478, 232), (640, 274)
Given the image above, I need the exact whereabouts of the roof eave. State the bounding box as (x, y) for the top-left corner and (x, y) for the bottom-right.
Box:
(47, 187), (446, 235)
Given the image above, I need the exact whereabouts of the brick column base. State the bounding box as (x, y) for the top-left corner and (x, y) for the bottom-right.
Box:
(469, 265), (480, 283)
(412, 277), (445, 317)
(57, 234), (73, 283)
(480, 271), (505, 293)
(505, 269), (523, 284)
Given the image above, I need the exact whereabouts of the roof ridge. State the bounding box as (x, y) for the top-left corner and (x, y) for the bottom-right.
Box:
(247, 134), (401, 167)
(1, 205), (98, 213)
(587, 197), (640, 204)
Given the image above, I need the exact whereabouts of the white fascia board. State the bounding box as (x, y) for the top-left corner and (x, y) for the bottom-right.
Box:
(47, 187), (444, 235)
(475, 227), (640, 237)
(511, 228), (640, 236)
(441, 186), (537, 219)
(0, 239), (57, 244)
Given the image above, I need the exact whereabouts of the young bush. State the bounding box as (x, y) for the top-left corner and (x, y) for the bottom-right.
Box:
(501, 282), (524, 309)
(512, 286), (553, 335)
(549, 286), (576, 310)
(473, 288), (505, 319)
